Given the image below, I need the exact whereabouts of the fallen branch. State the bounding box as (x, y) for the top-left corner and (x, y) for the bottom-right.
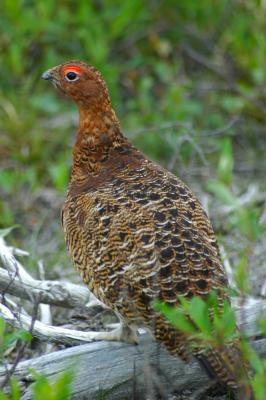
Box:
(1, 238), (265, 399)
(0, 237), (91, 308)
(1, 296), (265, 346)
(0, 267), (91, 309)
(0, 300), (39, 390)
(0, 236), (265, 346)
(0, 302), (117, 345)
(0, 335), (265, 400)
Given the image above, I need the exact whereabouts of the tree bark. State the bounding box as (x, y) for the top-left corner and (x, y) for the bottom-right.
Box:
(0, 336), (265, 400)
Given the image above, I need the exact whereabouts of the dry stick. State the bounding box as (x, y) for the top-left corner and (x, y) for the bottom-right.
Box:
(220, 244), (237, 291)
(0, 237), (265, 345)
(37, 260), (53, 354)
(0, 239), (35, 318)
(0, 297), (39, 389)
(37, 260), (52, 325)
(0, 237), (106, 308)
(0, 238), (32, 284)
(0, 301), (126, 346)
(0, 267), (91, 308)
(0, 237), (100, 309)
(129, 116), (239, 139)
(1, 296), (265, 346)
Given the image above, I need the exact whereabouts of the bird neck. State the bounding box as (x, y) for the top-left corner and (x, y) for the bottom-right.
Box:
(70, 105), (126, 182)
(77, 104), (121, 135)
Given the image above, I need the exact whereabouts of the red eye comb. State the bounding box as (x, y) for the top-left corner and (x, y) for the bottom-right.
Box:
(63, 66), (82, 74)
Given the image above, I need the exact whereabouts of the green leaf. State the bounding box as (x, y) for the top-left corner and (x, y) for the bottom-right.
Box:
(5, 329), (32, 350)
(0, 318), (6, 355)
(154, 302), (196, 334)
(188, 297), (212, 338)
(252, 372), (266, 400)
(237, 207), (261, 241)
(172, 311), (197, 334)
(240, 341), (263, 374)
(10, 378), (21, 400)
(234, 254), (250, 293)
(0, 318), (6, 337)
(0, 391), (8, 400)
(206, 180), (238, 207)
(13, 330), (32, 342)
(220, 301), (237, 340)
(31, 370), (72, 400)
(32, 374), (51, 400)
(51, 370), (72, 400)
(0, 225), (19, 238)
(217, 137), (234, 186)
(257, 318), (266, 336)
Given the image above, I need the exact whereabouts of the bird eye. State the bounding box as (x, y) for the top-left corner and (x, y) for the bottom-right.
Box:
(65, 71), (79, 82)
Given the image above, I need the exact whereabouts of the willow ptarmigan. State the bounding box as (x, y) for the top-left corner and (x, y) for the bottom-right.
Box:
(42, 61), (252, 398)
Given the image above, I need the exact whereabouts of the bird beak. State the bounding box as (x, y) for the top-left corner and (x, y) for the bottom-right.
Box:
(41, 70), (53, 81)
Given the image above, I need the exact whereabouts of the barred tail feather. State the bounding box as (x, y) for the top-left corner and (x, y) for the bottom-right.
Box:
(195, 344), (254, 400)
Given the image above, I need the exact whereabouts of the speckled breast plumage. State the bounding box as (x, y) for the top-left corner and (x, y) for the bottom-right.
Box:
(62, 147), (228, 356)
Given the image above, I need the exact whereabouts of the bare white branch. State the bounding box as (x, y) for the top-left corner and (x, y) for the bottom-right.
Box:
(0, 267), (91, 308)
(0, 302), (122, 345)
(1, 291), (265, 347)
(0, 237), (91, 308)
(220, 244), (237, 290)
(37, 260), (52, 326)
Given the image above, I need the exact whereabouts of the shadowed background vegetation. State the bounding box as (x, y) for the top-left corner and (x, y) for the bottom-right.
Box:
(0, 1), (266, 399)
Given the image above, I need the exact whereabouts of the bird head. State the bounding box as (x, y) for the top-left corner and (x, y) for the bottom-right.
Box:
(41, 61), (110, 108)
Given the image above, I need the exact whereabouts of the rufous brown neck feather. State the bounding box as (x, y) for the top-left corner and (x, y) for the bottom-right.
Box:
(71, 98), (127, 181)
(41, 60), (137, 185)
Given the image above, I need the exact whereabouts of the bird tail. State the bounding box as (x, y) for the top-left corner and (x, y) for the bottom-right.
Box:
(195, 344), (254, 400)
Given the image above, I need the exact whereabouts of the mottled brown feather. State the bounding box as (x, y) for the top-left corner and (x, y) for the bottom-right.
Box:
(43, 61), (253, 398)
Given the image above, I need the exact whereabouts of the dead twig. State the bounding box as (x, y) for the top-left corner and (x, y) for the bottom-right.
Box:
(129, 117), (239, 139)
(0, 297), (39, 389)
(0, 236), (91, 308)
(1, 294), (265, 347)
